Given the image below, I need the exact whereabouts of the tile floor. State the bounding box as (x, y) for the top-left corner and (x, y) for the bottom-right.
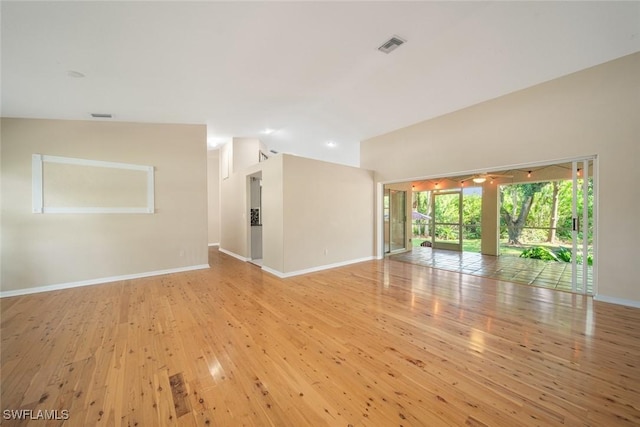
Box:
(390, 247), (593, 294)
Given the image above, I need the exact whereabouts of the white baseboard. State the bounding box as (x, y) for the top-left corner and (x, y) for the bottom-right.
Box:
(262, 256), (375, 279)
(218, 248), (249, 262)
(0, 264), (211, 298)
(208, 242), (220, 247)
(593, 294), (640, 309)
(261, 266), (285, 278)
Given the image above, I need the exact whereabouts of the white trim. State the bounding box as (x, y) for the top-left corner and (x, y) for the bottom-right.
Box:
(147, 165), (155, 212)
(0, 264), (210, 298)
(376, 182), (384, 259)
(378, 154), (599, 186)
(262, 256), (375, 278)
(32, 154), (155, 214)
(261, 266), (287, 278)
(593, 294), (640, 309)
(32, 154), (43, 213)
(218, 248), (249, 262)
(41, 207), (151, 214)
(208, 242), (220, 247)
(42, 154), (151, 171)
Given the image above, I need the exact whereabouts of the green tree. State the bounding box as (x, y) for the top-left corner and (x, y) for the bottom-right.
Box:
(500, 183), (548, 244)
(463, 192), (482, 239)
(412, 191), (431, 236)
(556, 179), (593, 243)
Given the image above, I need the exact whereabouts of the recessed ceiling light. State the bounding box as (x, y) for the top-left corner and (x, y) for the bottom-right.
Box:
(67, 70), (85, 78)
(326, 141), (337, 148)
(207, 137), (231, 149)
(262, 128), (275, 135)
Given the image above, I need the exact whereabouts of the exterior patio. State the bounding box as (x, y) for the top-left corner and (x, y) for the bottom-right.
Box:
(390, 246), (593, 294)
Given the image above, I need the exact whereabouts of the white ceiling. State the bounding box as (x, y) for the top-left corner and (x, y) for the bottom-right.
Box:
(2, 1), (639, 166)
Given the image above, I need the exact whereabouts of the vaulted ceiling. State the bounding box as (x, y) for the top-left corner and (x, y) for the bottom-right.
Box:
(2, 1), (639, 166)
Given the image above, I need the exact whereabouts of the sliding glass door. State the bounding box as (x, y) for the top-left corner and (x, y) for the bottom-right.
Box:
(571, 159), (595, 294)
(384, 189), (407, 253)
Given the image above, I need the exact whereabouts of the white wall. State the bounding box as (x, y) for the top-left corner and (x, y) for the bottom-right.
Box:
(1, 118), (209, 294)
(361, 52), (640, 305)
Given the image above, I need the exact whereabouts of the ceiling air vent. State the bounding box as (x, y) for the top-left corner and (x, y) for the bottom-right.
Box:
(91, 113), (112, 118)
(378, 36), (406, 54)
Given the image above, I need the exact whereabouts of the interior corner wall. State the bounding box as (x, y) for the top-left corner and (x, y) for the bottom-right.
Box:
(0, 118), (208, 293)
(360, 52), (640, 304)
(261, 155), (284, 272)
(220, 167), (248, 259)
(219, 160), (264, 260)
(207, 150), (221, 245)
(232, 138), (261, 172)
(281, 155), (375, 273)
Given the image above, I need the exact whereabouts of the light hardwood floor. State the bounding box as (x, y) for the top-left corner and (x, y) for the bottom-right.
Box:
(1, 247), (639, 426)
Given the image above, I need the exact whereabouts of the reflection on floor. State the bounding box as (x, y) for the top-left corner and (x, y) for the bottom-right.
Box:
(390, 247), (593, 294)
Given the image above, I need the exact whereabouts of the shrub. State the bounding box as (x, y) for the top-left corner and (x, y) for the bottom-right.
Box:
(555, 247), (572, 263)
(519, 246), (559, 261)
(553, 247), (593, 266)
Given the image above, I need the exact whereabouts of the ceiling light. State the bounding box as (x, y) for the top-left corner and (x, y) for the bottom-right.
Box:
(90, 113), (112, 118)
(262, 128), (275, 135)
(472, 177), (487, 184)
(207, 137), (230, 149)
(326, 141), (337, 148)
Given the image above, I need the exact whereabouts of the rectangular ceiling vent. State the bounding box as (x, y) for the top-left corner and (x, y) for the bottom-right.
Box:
(91, 113), (112, 118)
(378, 36), (406, 54)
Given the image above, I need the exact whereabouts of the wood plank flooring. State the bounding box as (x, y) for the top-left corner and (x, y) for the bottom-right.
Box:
(1, 247), (639, 426)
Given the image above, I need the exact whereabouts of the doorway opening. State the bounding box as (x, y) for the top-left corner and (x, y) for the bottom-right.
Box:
(248, 172), (263, 266)
(388, 158), (596, 295)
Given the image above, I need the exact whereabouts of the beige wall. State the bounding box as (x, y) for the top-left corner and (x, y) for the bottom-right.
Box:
(207, 150), (220, 245)
(232, 138), (261, 173)
(480, 184), (499, 256)
(281, 155), (375, 273)
(219, 152), (375, 275)
(361, 52), (640, 304)
(219, 165), (249, 258)
(1, 118), (208, 293)
(261, 156), (284, 271)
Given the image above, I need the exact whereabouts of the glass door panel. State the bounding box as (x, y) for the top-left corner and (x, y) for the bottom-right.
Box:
(390, 190), (406, 252)
(383, 189), (390, 253)
(431, 190), (462, 251)
(571, 159), (594, 295)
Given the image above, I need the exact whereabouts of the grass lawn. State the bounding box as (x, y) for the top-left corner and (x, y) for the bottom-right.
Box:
(411, 238), (575, 258)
